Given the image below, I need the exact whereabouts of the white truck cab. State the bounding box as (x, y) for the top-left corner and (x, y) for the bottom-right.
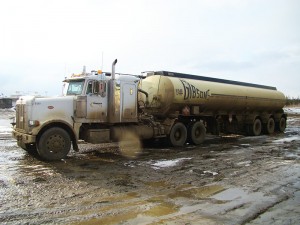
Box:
(12, 59), (143, 160)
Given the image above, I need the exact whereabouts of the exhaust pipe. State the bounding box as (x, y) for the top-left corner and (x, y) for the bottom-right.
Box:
(112, 59), (118, 80)
(108, 59), (118, 123)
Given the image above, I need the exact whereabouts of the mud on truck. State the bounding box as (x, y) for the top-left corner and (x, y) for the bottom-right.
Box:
(12, 59), (287, 160)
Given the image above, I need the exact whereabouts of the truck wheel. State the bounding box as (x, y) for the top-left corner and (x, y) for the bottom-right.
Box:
(277, 117), (286, 132)
(189, 121), (206, 145)
(37, 127), (71, 161)
(169, 122), (187, 147)
(265, 118), (275, 134)
(251, 119), (262, 136)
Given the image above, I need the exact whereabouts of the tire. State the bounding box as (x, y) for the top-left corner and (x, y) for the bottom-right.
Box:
(37, 127), (71, 161)
(265, 117), (275, 134)
(169, 122), (187, 147)
(188, 121), (206, 145)
(277, 117), (286, 132)
(251, 119), (262, 136)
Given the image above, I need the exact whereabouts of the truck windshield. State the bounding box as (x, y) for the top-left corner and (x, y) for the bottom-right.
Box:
(66, 80), (85, 95)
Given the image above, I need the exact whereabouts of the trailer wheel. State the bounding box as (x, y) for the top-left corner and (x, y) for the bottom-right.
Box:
(251, 119), (262, 136)
(189, 121), (206, 145)
(265, 117), (275, 134)
(277, 117), (286, 132)
(37, 127), (71, 161)
(169, 122), (187, 147)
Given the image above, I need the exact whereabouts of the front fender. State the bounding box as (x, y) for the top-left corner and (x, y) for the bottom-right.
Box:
(35, 120), (79, 151)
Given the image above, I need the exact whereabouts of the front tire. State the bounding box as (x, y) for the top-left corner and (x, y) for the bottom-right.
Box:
(169, 122), (187, 147)
(37, 127), (71, 161)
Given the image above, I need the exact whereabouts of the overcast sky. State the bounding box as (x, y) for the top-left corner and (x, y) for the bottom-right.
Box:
(1, 0), (299, 97)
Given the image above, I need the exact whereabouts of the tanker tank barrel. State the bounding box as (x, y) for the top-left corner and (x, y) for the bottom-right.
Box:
(153, 71), (277, 90)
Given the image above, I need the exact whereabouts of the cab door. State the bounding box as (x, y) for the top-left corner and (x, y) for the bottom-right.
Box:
(121, 83), (137, 122)
(86, 80), (108, 121)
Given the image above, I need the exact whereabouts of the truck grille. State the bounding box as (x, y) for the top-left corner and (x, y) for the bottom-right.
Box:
(16, 104), (26, 130)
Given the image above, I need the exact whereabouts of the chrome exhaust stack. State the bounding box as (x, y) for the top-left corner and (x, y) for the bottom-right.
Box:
(108, 59), (118, 123)
(112, 59), (117, 80)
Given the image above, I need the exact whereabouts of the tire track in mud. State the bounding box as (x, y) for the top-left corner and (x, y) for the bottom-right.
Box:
(240, 194), (290, 225)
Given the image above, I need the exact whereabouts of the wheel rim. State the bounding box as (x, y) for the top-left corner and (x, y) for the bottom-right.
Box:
(46, 134), (66, 154)
(195, 129), (200, 137)
(279, 117), (286, 132)
(38, 127), (71, 161)
(253, 119), (262, 136)
(174, 130), (182, 141)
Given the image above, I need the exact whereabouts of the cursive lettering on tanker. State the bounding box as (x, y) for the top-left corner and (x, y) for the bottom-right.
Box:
(176, 79), (210, 100)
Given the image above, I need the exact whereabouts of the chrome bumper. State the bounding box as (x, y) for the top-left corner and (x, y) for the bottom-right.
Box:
(12, 129), (36, 144)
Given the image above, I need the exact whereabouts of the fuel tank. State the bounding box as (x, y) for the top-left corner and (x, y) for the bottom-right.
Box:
(139, 71), (286, 117)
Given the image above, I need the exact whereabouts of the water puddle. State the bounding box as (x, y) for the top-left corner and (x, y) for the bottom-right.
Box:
(143, 202), (178, 217)
(169, 185), (225, 199)
(145, 180), (169, 188)
(212, 187), (247, 201)
(95, 191), (140, 204)
(73, 210), (140, 225)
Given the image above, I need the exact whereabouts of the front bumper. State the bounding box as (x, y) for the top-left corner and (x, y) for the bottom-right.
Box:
(12, 129), (36, 144)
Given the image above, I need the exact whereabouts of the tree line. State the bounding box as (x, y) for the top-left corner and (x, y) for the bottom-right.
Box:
(286, 97), (300, 106)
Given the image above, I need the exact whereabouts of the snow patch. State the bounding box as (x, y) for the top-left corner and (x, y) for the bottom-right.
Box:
(273, 136), (300, 143)
(0, 118), (13, 134)
(285, 107), (300, 115)
(203, 170), (219, 176)
(236, 161), (252, 167)
(150, 158), (192, 169)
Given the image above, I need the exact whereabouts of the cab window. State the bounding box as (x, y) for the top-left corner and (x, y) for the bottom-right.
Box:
(86, 81), (93, 94)
(66, 80), (84, 95)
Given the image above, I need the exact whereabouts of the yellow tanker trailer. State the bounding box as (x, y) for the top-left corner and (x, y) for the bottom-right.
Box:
(138, 71), (287, 146)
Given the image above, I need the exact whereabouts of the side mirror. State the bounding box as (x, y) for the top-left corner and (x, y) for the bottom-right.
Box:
(93, 81), (99, 94)
(99, 81), (106, 97)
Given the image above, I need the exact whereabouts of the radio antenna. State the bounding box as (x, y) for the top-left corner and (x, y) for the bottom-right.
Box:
(101, 52), (104, 71)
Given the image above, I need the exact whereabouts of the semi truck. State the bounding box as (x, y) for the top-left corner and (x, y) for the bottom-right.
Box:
(12, 59), (287, 160)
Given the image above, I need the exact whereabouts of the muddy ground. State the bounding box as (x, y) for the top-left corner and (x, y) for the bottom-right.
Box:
(0, 108), (299, 225)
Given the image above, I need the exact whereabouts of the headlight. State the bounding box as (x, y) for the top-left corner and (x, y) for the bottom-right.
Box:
(29, 120), (40, 127)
